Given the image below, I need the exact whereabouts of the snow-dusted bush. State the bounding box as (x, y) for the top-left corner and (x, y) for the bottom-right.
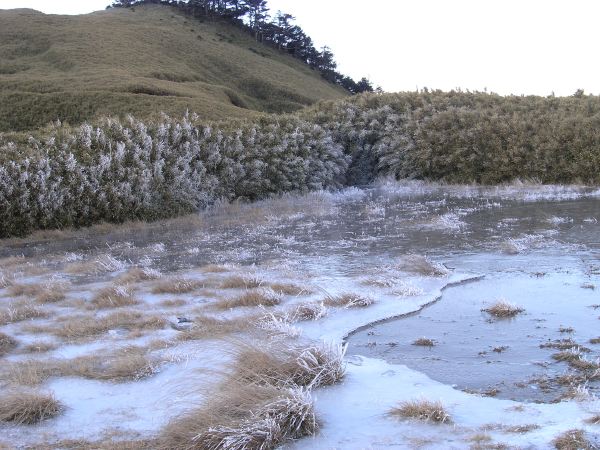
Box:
(0, 114), (349, 237)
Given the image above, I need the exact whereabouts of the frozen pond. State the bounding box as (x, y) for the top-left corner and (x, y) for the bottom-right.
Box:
(1, 181), (599, 447)
(348, 253), (600, 403)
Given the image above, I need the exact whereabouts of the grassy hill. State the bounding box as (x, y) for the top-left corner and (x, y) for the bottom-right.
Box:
(0, 4), (347, 132)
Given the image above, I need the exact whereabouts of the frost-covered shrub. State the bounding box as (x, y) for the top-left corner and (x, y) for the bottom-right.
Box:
(0, 115), (349, 237)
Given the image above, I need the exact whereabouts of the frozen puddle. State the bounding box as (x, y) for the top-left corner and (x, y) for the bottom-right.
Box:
(348, 252), (600, 403)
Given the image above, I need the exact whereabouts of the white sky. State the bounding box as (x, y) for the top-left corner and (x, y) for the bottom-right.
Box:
(2, 0), (599, 96)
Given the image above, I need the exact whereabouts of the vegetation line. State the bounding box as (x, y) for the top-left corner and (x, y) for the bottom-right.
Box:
(2, 90), (600, 238)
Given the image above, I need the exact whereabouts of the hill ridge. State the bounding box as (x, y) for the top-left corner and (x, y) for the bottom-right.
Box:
(0, 4), (346, 131)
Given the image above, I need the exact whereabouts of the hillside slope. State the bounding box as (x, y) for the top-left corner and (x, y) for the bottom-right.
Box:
(0, 4), (347, 131)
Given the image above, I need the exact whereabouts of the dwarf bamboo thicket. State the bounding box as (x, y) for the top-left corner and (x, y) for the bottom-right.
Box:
(309, 91), (600, 185)
(0, 115), (348, 237)
(2, 91), (600, 237)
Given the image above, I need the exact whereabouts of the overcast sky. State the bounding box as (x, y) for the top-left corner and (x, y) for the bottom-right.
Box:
(2, 0), (599, 96)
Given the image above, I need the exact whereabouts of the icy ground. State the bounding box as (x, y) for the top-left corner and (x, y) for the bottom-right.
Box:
(0, 181), (599, 449)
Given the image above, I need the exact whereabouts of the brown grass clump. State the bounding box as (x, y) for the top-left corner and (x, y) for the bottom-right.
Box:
(217, 289), (282, 310)
(389, 399), (451, 423)
(504, 424), (541, 433)
(7, 281), (69, 303)
(413, 338), (436, 347)
(230, 341), (346, 389)
(396, 254), (449, 277)
(0, 302), (47, 325)
(32, 311), (166, 340)
(178, 315), (252, 341)
(552, 429), (593, 450)
(221, 275), (263, 289)
(200, 264), (230, 273)
(584, 414), (600, 425)
(68, 347), (158, 382)
(482, 300), (524, 318)
(270, 283), (313, 296)
(0, 390), (62, 424)
(151, 278), (203, 294)
(0, 358), (61, 386)
(541, 339), (590, 352)
(158, 299), (188, 308)
(323, 293), (374, 309)
(1, 347), (158, 385)
(291, 302), (328, 322)
(21, 341), (57, 354)
(552, 350), (584, 364)
(161, 383), (317, 450)
(590, 337), (600, 345)
(117, 267), (162, 284)
(91, 285), (138, 309)
(65, 254), (127, 275)
(0, 332), (17, 356)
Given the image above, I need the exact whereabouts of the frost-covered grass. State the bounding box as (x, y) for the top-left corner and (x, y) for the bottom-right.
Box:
(0, 390), (62, 425)
(269, 283), (313, 296)
(229, 341), (346, 389)
(291, 303), (328, 322)
(0, 301), (47, 325)
(482, 299), (525, 318)
(6, 281), (68, 303)
(413, 338), (436, 347)
(90, 285), (138, 309)
(389, 399), (451, 424)
(151, 278), (203, 294)
(221, 275), (264, 290)
(217, 289), (282, 310)
(552, 429), (594, 450)
(0, 331), (17, 356)
(26, 311), (167, 341)
(396, 254), (449, 277)
(162, 382), (317, 450)
(323, 293), (374, 309)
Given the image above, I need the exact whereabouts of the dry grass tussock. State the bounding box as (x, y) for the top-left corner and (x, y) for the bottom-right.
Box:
(230, 340), (346, 389)
(6, 280), (69, 304)
(117, 267), (162, 284)
(151, 277), (204, 294)
(413, 338), (435, 347)
(0, 332), (17, 356)
(482, 300), (524, 318)
(270, 283), (313, 296)
(1, 346), (159, 385)
(200, 264), (230, 273)
(552, 429), (594, 450)
(585, 414), (600, 425)
(590, 337), (600, 345)
(396, 254), (449, 277)
(28, 311), (166, 340)
(221, 275), (264, 289)
(389, 399), (451, 424)
(20, 341), (57, 354)
(291, 302), (328, 322)
(217, 289), (282, 310)
(159, 298), (188, 308)
(0, 389), (62, 424)
(541, 339), (591, 352)
(65, 254), (127, 275)
(323, 293), (374, 308)
(91, 285), (138, 309)
(177, 315), (253, 341)
(161, 382), (317, 450)
(67, 346), (159, 382)
(0, 301), (47, 325)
